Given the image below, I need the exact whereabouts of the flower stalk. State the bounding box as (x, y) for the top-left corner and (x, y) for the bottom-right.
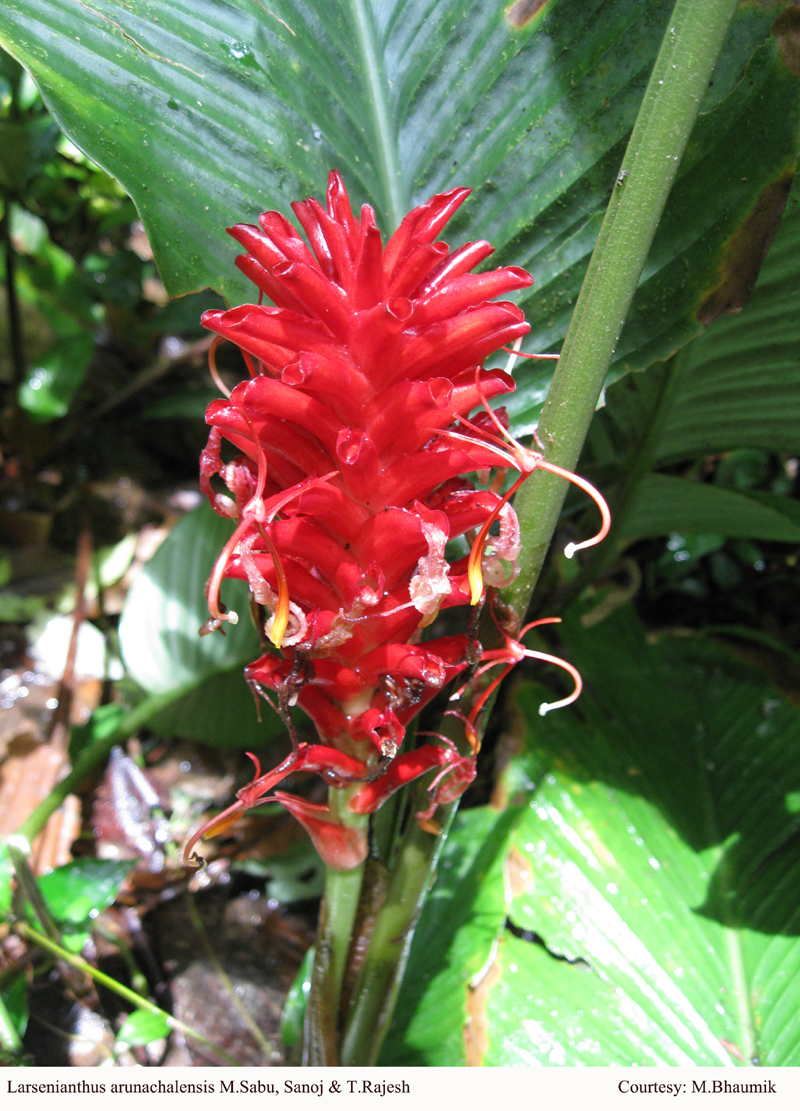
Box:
(304, 784), (367, 1065)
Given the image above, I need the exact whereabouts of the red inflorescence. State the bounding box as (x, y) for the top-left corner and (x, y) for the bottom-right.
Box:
(186, 171), (594, 868)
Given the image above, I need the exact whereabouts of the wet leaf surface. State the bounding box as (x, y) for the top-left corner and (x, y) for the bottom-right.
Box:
(380, 805), (520, 1066)
(115, 1008), (170, 1050)
(488, 605), (800, 1066)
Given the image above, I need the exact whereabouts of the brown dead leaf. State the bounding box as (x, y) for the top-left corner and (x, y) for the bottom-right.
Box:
(773, 5), (800, 77)
(697, 170), (795, 325)
(464, 956), (502, 1066)
(505, 0), (554, 29)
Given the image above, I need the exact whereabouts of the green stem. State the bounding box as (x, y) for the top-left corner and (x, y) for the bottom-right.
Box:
(15, 922), (241, 1066)
(504, 0), (739, 619)
(340, 797), (456, 1066)
(12, 686), (199, 848)
(304, 784), (367, 1065)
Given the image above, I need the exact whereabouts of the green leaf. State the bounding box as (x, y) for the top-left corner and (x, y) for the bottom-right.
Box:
(1, 976), (29, 1042)
(37, 859), (133, 924)
(34, 859), (133, 951)
(115, 1009), (170, 1049)
(233, 837), (324, 903)
(619, 474), (800, 543)
(592, 173), (800, 473)
(118, 502), (292, 748)
(656, 174), (800, 463)
(0, 844), (13, 919)
(0, 1), (796, 410)
(17, 333), (95, 421)
(482, 605), (800, 1066)
(0, 117), (59, 191)
(585, 173), (800, 550)
(68, 702), (128, 763)
(145, 662), (291, 749)
(280, 946), (314, 1050)
(483, 934), (660, 1066)
(14, 226), (99, 336)
(119, 502), (261, 694)
(379, 805), (520, 1066)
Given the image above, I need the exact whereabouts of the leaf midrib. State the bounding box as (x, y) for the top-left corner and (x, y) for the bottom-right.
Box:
(349, 0), (406, 228)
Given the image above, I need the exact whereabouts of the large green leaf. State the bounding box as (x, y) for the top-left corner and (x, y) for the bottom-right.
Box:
(119, 502), (261, 693)
(118, 502), (292, 748)
(655, 173), (800, 463)
(380, 605), (800, 1065)
(379, 806), (520, 1066)
(477, 606), (800, 1066)
(581, 173), (800, 546)
(592, 174), (800, 474)
(618, 474), (800, 543)
(0, 1), (797, 413)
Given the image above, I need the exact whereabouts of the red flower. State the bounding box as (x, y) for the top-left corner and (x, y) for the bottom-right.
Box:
(186, 172), (606, 868)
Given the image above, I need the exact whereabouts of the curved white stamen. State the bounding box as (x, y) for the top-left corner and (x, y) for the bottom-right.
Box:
(503, 335), (523, 376)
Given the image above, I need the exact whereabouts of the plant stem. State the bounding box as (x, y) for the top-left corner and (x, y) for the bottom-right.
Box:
(304, 784), (367, 1065)
(5, 842), (62, 945)
(15, 922), (241, 1066)
(340, 797), (456, 1066)
(504, 0), (739, 620)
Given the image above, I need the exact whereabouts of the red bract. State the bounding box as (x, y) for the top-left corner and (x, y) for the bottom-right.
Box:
(188, 171), (558, 867)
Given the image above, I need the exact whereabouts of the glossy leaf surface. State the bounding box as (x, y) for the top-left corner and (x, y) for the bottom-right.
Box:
(383, 606), (800, 1065)
(0, 1), (797, 420)
(17, 333), (95, 421)
(618, 475), (800, 543)
(380, 806), (520, 1066)
(115, 1009), (171, 1049)
(118, 502), (293, 747)
(488, 606), (800, 1066)
(35, 858), (134, 951)
(37, 858), (133, 923)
